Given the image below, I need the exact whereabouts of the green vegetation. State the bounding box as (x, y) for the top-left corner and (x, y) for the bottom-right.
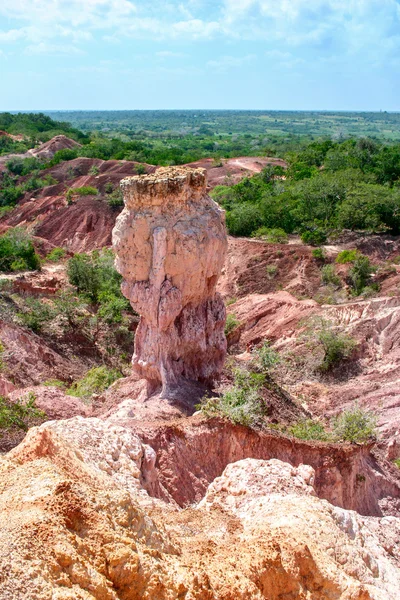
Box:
(252, 227), (288, 243)
(46, 247), (66, 262)
(67, 186), (98, 199)
(312, 247), (326, 261)
(43, 379), (66, 389)
(67, 366), (122, 399)
(317, 323), (357, 372)
(288, 419), (331, 441)
(0, 393), (45, 431)
(304, 318), (357, 372)
(105, 187), (124, 208)
(198, 368), (266, 427)
(336, 249), (359, 263)
(224, 313), (240, 336)
(0, 228), (40, 272)
(17, 298), (54, 333)
(321, 264), (341, 287)
(252, 340), (280, 373)
(89, 165), (100, 175)
(332, 405), (377, 443)
(211, 138), (400, 240)
(394, 459), (400, 469)
(349, 255), (375, 295)
(265, 264), (278, 278)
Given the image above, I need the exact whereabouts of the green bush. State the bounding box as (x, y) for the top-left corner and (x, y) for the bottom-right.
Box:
(317, 322), (356, 371)
(0, 393), (45, 431)
(288, 419), (331, 441)
(6, 157), (43, 176)
(46, 247), (66, 262)
(301, 228), (327, 246)
(349, 255), (374, 295)
(321, 264), (341, 287)
(43, 379), (66, 389)
(394, 459), (400, 469)
(198, 368), (266, 427)
(67, 366), (122, 399)
(266, 264), (278, 279)
(225, 313), (240, 336)
(135, 163), (146, 174)
(312, 247), (326, 261)
(332, 405), (377, 443)
(252, 227), (288, 244)
(252, 341), (280, 373)
(226, 204), (263, 236)
(89, 165), (100, 176)
(17, 298), (54, 333)
(336, 249), (360, 264)
(106, 187), (124, 208)
(0, 228), (40, 272)
(66, 186), (98, 201)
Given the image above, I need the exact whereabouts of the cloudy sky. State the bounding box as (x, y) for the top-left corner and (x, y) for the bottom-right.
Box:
(1, 0), (400, 110)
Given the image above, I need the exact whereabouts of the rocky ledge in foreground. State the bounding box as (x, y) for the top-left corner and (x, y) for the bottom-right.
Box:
(1, 415), (400, 600)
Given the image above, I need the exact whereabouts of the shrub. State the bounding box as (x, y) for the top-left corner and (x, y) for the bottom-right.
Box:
(266, 264), (278, 279)
(252, 227), (288, 244)
(198, 368), (266, 427)
(332, 405), (377, 443)
(317, 322), (356, 371)
(97, 291), (130, 324)
(0, 228), (40, 272)
(288, 419), (331, 441)
(66, 186), (98, 202)
(67, 366), (122, 399)
(89, 165), (100, 176)
(106, 187), (124, 208)
(6, 157), (43, 176)
(336, 249), (359, 264)
(0, 392), (45, 431)
(226, 204), (263, 237)
(46, 247), (66, 262)
(225, 297), (237, 306)
(394, 458), (400, 469)
(312, 247), (326, 261)
(135, 163), (146, 174)
(321, 264), (341, 287)
(67, 249), (123, 303)
(225, 313), (240, 336)
(43, 379), (66, 389)
(301, 228), (327, 246)
(17, 298), (54, 333)
(349, 255), (374, 295)
(104, 182), (114, 194)
(252, 341), (280, 373)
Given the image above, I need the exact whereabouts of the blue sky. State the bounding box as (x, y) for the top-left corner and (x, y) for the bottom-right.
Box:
(1, 0), (400, 110)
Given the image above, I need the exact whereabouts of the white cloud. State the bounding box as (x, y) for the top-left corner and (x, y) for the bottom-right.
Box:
(207, 54), (256, 70)
(25, 42), (84, 56)
(156, 50), (186, 58)
(0, 0), (399, 69)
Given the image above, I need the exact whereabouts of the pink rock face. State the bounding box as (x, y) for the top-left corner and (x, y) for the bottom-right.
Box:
(112, 167), (227, 399)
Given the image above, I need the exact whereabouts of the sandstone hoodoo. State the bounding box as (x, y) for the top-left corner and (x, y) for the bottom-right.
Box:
(113, 166), (227, 399)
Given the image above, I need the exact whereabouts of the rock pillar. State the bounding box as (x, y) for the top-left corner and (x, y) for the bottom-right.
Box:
(112, 167), (227, 399)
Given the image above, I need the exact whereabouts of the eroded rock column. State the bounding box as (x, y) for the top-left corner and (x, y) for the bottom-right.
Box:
(112, 167), (227, 399)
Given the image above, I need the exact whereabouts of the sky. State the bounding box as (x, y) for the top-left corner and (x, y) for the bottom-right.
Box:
(1, 0), (400, 111)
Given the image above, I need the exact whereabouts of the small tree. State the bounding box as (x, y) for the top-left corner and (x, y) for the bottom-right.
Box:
(332, 405), (377, 443)
(349, 255), (374, 295)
